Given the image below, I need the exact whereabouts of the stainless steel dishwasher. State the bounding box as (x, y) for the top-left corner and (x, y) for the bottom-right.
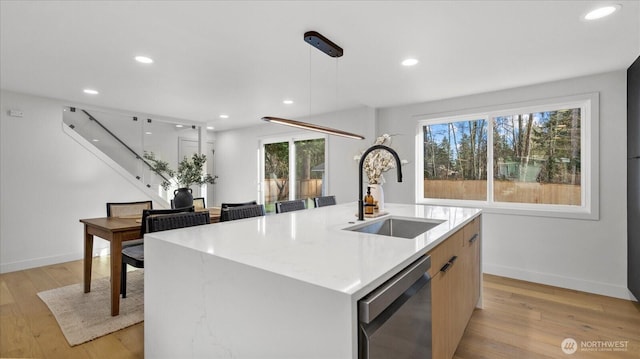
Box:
(358, 255), (432, 359)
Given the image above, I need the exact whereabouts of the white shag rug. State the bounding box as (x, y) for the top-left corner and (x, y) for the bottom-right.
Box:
(37, 270), (144, 346)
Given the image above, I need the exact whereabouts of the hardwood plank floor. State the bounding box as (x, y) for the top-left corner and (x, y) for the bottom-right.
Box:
(1, 260), (638, 358)
(0, 257), (143, 359)
(455, 274), (640, 359)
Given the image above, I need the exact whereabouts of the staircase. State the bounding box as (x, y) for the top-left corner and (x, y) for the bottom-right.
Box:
(62, 106), (212, 206)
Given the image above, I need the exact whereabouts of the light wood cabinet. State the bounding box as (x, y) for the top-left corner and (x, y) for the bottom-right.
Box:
(463, 216), (481, 314)
(429, 215), (481, 359)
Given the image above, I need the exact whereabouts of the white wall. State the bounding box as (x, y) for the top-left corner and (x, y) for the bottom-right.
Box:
(3, 71), (632, 301)
(377, 71), (632, 300)
(214, 107), (376, 207)
(0, 90), (164, 273)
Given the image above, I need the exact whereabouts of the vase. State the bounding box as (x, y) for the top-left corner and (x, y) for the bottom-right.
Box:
(173, 187), (194, 209)
(368, 183), (384, 211)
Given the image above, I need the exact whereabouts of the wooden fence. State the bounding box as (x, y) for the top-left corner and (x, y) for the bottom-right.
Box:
(264, 179), (323, 203)
(424, 180), (581, 205)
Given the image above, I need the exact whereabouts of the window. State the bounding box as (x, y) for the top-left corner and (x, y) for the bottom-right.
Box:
(416, 94), (598, 219)
(423, 118), (488, 200)
(261, 135), (327, 213)
(493, 109), (581, 205)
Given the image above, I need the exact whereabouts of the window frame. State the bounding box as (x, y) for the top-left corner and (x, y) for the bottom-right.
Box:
(415, 93), (599, 220)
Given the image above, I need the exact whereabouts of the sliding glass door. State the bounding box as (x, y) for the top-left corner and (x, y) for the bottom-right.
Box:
(262, 135), (326, 213)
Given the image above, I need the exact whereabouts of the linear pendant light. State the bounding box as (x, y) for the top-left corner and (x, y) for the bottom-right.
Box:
(262, 116), (365, 140)
(261, 31), (364, 140)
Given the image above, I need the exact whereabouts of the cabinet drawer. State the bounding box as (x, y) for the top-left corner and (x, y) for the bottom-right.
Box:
(427, 229), (463, 277)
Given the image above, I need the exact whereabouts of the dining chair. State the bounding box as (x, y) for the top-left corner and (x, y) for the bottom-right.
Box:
(139, 207), (195, 236)
(219, 204), (265, 222)
(221, 200), (258, 209)
(193, 197), (206, 210)
(313, 195), (336, 208)
(171, 197), (206, 210)
(123, 205), (195, 296)
(275, 199), (307, 213)
(106, 200), (153, 247)
(106, 200), (153, 217)
(121, 209), (208, 298)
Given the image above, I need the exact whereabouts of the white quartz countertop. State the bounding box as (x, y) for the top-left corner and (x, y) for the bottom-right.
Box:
(145, 203), (481, 298)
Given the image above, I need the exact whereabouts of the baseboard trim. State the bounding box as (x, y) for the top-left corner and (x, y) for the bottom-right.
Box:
(484, 262), (637, 301)
(0, 246), (110, 274)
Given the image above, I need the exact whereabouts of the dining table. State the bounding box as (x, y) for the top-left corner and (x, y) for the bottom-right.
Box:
(81, 207), (221, 316)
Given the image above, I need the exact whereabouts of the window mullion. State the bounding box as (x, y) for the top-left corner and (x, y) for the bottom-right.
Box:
(289, 139), (295, 201)
(487, 115), (494, 205)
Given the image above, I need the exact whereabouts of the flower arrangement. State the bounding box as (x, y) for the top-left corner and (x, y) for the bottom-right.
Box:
(144, 151), (218, 190)
(354, 134), (408, 184)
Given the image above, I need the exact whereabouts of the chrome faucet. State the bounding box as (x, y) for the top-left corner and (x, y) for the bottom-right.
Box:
(358, 145), (403, 221)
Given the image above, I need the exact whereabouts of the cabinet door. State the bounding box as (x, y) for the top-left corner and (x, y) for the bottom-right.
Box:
(463, 217), (481, 316)
(430, 229), (464, 359)
(430, 216), (482, 359)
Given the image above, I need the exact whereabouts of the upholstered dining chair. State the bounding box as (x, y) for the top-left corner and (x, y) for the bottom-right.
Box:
(139, 207), (195, 236)
(171, 197), (206, 210)
(313, 195), (336, 208)
(120, 208), (207, 298)
(219, 204), (265, 222)
(221, 200), (258, 209)
(106, 200), (153, 247)
(275, 199), (307, 214)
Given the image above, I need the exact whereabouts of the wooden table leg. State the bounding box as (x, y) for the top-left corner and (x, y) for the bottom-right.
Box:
(84, 228), (93, 293)
(110, 237), (123, 316)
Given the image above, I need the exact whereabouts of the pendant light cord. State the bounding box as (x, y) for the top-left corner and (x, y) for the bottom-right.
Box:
(309, 46), (312, 117)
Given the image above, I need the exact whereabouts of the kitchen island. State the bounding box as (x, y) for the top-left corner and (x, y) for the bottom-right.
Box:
(144, 203), (481, 358)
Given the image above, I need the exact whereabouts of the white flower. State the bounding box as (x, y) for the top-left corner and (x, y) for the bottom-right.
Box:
(354, 134), (408, 184)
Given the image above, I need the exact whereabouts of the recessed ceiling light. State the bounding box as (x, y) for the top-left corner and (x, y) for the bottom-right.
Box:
(219, 114), (229, 119)
(584, 4), (621, 20)
(283, 99), (294, 105)
(145, 131), (152, 135)
(207, 126), (215, 130)
(401, 58), (419, 66)
(92, 139), (99, 142)
(175, 124), (184, 128)
(83, 89), (99, 95)
(135, 56), (154, 64)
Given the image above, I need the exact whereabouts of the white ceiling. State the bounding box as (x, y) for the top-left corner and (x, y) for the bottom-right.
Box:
(1, 1), (638, 131)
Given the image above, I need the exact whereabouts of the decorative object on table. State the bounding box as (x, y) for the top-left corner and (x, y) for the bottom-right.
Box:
(364, 186), (375, 215)
(354, 134), (408, 211)
(37, 270), (144, 346)
(173, 187), (193, 208)
(144, 152), (218, 208)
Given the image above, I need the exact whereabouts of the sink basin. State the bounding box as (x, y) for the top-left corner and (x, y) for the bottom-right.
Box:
(344, 217), (444, 239)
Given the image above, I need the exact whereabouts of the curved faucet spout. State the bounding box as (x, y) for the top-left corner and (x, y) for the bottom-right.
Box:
(358, 145), (403, 221)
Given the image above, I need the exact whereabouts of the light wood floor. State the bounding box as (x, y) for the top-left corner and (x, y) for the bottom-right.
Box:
(1, 258), (638, 358)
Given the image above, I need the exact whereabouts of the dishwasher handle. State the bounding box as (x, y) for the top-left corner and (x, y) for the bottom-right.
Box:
(358, 255), (431, 324)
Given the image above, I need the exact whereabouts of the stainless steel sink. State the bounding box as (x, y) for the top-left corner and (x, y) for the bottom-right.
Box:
(345, 217), (444, 239)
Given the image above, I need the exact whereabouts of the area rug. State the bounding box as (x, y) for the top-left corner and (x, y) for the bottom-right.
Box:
(37, 270), (144, 346)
